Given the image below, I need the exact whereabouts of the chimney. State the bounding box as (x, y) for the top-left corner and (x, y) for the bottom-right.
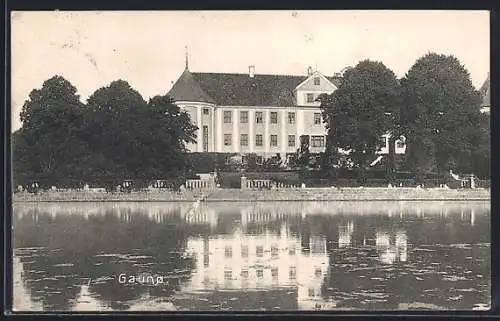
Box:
(249, 65), (255, 78)
(307, 66), (313, 76)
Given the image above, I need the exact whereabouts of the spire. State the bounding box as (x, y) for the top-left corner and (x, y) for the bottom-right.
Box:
(185, 45), (189, 70)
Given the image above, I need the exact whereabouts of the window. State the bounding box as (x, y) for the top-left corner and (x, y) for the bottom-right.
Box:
(256, 269), (264, 279)
(288, 112), (296, 124)
(270, 112), (278, 124)
(255, 111), (263, 124)
(311, 135), (325, 148)
(270, 135), (278, 147)
(225, 246), (232, 258)
(379, 136), (387, 149)
(255, 134), (263, 147)
(396, 136), (406, 149)
(314, 113), (322, 125)
(224, 134), (232, 146)
(224, 111), (232, 123)
(306, 93), (315, 103)
(241, 245), (249, 258)
(203, 108), (209, 115)
(289, 266), (297, 280)
(241, 269), (249, 279)
(271, 267), (279, 280)
(308, 288), (315, 297)
(240, 111), (248, 123)
(314, 267), (322, 278)
(203, 126), (208, 152)
(271, 245), (279, 258)
(256, 245), (264, 257)
(288, 135), (296, 147)
(314, 77), (320, 85)
(224, 269), (232, 280)
(240, 134), (248, 147)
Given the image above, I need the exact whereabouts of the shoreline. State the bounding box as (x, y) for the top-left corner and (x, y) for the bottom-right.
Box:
(11, 187), (490, 202)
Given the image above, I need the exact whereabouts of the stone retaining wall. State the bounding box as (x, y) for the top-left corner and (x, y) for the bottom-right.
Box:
(207, 187), (490, 201)
(12, 187), (490, 202)
(12, 190), (202, 202)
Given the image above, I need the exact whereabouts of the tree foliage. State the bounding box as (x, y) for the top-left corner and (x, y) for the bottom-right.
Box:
(13, 76), (88, 186)
(290, 135), (311, 172)
(320, 60), (401, 180)
(400, 53), (484, 179)
(12, 76), (198, 187)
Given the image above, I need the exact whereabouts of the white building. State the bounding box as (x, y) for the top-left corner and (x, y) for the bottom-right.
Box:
(168, 59), (406, 162)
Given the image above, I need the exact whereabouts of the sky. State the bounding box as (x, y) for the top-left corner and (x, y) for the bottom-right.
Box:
(11, 10), (490, 131)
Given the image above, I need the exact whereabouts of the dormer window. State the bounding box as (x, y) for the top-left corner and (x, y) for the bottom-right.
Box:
(314, 77), (320, 85)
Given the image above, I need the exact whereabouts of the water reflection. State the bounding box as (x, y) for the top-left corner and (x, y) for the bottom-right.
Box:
(12, 201), (490, 311)
(375, 231), (407, 265)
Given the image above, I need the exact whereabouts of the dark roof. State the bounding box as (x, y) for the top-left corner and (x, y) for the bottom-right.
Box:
(167, 69), (216, 104)
(479, 73), (490, 107)
(168, 68), (341, 106)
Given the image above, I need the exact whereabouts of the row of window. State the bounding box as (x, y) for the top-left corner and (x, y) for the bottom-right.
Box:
(224, 245), (297, 258)
(223, 266), (297, 281)
(221, 110), (323, 125)
(223, 134), (326, 148)
(221, 266), (322, 282)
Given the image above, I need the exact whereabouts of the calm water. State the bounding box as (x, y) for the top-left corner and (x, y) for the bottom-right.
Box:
(12, 201), (490, 311)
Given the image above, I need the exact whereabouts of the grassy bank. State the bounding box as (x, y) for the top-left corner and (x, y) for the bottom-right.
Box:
(12, 187), (490, 202)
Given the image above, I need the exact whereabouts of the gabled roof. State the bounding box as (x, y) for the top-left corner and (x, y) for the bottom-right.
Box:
(167, 68), (342, 106)
(479, 73), (490, 107)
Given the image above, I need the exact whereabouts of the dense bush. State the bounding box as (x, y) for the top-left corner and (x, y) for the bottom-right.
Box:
(245, 171), (300, 181)
(218, 172), (242, 188)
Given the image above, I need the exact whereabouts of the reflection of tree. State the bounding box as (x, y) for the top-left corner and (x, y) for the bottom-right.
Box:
(13, 206), (196, 311)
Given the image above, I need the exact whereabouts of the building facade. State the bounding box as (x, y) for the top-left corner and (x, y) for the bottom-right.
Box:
(479, 73), (490, 114)
(168, 63), (407, 161)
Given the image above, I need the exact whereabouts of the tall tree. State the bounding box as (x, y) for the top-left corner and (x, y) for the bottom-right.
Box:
(13, 76), (88, 186)
(470, 112), (490, 179)
(145, 94), (198, 177)
(85, 82), (198, 180)
(400, 53), (484, 181)
(85, 80), (148, 179)
(320, 60), (400, 182)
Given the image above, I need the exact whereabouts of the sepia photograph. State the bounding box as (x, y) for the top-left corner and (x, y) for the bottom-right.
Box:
(10, 10), (490, 312)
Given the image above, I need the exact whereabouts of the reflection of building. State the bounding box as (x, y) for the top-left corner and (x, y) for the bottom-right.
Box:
(460, 208), (476, 226)
(375, 231), (408, 265)
(184, 215), (332, 309)
(73, 285), (112, 311)
(338, 220), (354, 248)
